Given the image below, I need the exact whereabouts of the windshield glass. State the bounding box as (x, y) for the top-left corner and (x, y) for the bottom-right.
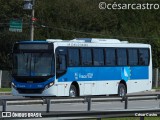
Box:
(13, 53), (54, 77)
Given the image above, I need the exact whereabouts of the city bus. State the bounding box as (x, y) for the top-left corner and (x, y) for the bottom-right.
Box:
(11, 38), (152, 97)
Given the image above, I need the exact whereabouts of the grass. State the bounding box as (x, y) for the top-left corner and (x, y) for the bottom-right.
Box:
(101, 117), (159, 120)
(0, 88), (11, 92)
(153, 87), (160, 90)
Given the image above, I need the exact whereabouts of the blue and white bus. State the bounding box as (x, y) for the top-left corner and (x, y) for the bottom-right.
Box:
(11, 38), (152, 97)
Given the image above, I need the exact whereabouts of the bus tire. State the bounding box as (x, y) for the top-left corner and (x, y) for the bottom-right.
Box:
(118, 83), (126, 97)
(69, 85), (77, 97)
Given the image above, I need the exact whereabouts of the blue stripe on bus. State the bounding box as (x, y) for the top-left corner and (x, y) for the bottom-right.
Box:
(58, 66), (149, 82)
(13, 66), (149, 89)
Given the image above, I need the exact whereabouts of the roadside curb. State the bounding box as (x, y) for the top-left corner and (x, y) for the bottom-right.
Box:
(0, 89), (160, 96)
(0, 92), (11, 95)
(151, 89), (160, 92)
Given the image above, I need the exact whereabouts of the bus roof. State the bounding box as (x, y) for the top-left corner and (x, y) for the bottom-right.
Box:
(16, 38), (150, 48)
(46, 38), (151, 48)
(46, 38), (123, 43)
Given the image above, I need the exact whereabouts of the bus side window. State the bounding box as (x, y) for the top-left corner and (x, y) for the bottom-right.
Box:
(105, 48), (116, 66)
(93, 48), (104, 66)
(81, 48), (92, 66)
(68, 48), (80, 66)
(57, 55), (66, 71)
(138, 49), (149, 66)
(128, 48), (138, 66)
(117, 48), (127, 66)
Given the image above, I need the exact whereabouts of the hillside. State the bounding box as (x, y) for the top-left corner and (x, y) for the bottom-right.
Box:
(0, 0), (160, 69)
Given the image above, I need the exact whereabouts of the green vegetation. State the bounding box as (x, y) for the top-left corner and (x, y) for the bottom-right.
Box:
(0, 0), (160, 70)
(153, 87), (160, 90)
(88, 117), (159, 120)
(0, 88), (11, 92)
(101, 117), (159, 120)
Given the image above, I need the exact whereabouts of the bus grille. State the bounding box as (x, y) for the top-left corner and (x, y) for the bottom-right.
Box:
(15, 79), (46, 83)
(17, 88), (43, 94)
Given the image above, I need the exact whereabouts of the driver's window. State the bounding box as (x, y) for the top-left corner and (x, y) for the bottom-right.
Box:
(56, 47), (67, 77)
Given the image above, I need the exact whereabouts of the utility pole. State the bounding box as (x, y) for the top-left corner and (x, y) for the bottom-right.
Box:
(30, 0), (35, 41)
(24, 0), (35, 41)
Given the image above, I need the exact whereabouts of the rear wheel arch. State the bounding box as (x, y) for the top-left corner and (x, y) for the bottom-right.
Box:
(118, 80), (127, 97)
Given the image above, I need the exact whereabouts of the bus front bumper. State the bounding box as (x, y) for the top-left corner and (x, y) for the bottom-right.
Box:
(11, 86), (57, 97)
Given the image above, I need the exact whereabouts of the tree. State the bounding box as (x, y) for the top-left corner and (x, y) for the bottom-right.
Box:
(0, 0), (160, 69)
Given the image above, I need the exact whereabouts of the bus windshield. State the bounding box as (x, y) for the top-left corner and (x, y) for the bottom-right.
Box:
(13, 52), (54, 77)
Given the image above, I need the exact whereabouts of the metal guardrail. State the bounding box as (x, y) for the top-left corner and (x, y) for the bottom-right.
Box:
(1, 109), (160, 120)
(0, 93), (160, 112)
(41, 109), (160, 119)
(0, 92), (160, 119)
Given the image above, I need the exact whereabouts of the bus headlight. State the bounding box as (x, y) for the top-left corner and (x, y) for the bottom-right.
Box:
(12, 82), (17, 88)
(45, 82), (54, 90)
(49, 82), (54, 86)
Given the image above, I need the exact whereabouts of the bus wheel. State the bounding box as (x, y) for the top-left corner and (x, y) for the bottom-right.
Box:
(69, 85), (77, 97)
(118, 83), (126, 97)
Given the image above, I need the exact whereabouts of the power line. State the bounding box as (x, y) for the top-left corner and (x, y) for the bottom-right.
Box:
(0, 22), (159, 40)
(48, 26), (160, 40)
